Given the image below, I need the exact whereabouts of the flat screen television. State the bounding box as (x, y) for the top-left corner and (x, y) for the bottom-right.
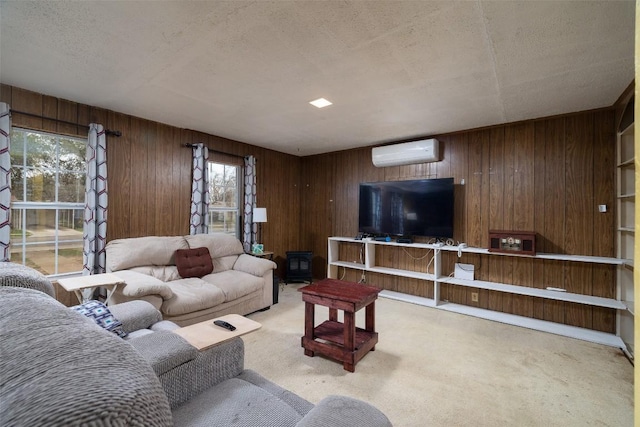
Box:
(358, 178), (454, 238)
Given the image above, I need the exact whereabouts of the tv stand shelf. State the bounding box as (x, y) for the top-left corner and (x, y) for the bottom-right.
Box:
(328, 237), (631, 349)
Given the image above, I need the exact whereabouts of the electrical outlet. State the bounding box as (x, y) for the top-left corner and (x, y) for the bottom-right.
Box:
(471, 292), (479, 302)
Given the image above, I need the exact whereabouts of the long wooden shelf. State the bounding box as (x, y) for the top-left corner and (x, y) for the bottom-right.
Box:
(438, 277), (626, 309)
(379, 290), (625, 348)
(367, 266), (435, 281)
(328, 237), (631, 349)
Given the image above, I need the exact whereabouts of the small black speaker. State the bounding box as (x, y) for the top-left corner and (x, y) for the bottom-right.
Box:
(490, 237), (500, 250)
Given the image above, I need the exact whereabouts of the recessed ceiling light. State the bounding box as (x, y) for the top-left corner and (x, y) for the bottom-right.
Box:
(309, 98), (332, 108)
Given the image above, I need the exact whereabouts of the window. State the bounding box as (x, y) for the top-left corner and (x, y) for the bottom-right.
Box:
(208, 162), (241, 237)
(10, 128), (86, 276)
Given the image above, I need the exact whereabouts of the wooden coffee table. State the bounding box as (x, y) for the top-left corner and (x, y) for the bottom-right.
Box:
(173, 314), (261, 351)
(299, 279), (381, 372)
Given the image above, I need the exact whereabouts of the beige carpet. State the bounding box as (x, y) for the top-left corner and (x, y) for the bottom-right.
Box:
(243, 283), (633, 427)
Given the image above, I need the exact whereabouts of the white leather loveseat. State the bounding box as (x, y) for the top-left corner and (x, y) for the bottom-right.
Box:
(106, 234), (276, 326)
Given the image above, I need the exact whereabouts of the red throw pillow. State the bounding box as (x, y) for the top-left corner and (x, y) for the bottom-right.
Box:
(175, 247), (214, 278)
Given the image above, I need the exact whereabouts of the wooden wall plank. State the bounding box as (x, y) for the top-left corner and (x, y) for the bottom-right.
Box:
(12, 87), (43, 129)
(106, 111), (131, 240)
(564, 114), (594, 327)
(42, 95), (58, 133)
(487, 127), (505, 312)
(542, 118), (566, 322)
(532, 121), (546, 319)
(57, 99), (80, 136)
(591, 110), (616, 333)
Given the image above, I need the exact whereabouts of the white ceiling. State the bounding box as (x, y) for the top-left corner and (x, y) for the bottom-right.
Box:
(0, 1), (635, 156)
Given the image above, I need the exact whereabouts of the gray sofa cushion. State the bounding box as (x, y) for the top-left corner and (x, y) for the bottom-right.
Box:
(172, 376), (305, 427)
(0, 287), (173, 426)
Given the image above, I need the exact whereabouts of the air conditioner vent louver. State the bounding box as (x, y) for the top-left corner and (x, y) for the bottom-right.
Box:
(371, 139), (439, 167)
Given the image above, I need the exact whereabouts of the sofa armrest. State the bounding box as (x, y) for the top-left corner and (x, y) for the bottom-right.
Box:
(108, 300), (163, 333)
(296, 395), (392, 427)
(160, 336), (245, 409)
(127, 331), (198, 376)
(112, 270), (173, 300)
(233, 253), (276, 277)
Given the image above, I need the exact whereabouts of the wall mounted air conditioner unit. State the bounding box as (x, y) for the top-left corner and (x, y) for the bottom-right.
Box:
(371, 138), (439, 167)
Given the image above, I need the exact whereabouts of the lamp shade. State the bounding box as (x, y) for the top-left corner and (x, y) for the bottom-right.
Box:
(253, 207), (267, 223)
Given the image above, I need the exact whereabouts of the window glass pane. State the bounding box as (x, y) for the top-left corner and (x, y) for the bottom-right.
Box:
(209, 210), (237, 235)
(10, 129), (25, 166)
(58, 171), (85, 203)
(59, 138), (85, 172)
(10, 167), (24, 202)
(224, 165), (236, 182)
(223, 187), (236, 207)
(26, 132), (56, 168)
(58, 208), (84, 232)
(26, 169), (56, 202)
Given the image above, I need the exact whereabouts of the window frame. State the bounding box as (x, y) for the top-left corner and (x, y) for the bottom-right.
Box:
(207, 161), (243, 238)
(10, 127), (86, 278)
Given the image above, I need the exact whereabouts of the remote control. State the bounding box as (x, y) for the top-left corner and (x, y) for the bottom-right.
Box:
(214, 320), (236, 331)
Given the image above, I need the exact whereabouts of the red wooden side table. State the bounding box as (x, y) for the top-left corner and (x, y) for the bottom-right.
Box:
(299, 279), (381, 372)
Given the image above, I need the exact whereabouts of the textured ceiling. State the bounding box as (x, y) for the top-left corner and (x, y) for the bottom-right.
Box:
(0, 1), (635, 156)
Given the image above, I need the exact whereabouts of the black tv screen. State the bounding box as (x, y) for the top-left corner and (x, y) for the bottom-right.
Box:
(358, 178), (454, 238)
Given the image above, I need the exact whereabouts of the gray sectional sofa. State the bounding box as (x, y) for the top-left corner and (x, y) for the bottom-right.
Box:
(106, 234), (276, 326)
(0, 270), (393, 426)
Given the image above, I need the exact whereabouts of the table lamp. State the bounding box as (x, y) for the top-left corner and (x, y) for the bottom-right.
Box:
(252, 207), (267, 253)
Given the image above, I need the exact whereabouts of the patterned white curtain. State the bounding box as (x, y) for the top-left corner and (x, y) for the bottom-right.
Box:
(242, 155), (257, 252)
(189, 143), (209, 234)
(0, 103), (10, 261)
(82, 124), (108, 276)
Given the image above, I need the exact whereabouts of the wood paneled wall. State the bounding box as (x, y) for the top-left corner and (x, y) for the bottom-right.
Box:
(1, 84), (618, 331)
(0, 85), (301, 278)
(301, 109), (617, 332)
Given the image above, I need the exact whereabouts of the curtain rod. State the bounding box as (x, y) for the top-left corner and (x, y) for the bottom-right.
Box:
(183, 143), (246, 159)
(10, 110), (122, 137)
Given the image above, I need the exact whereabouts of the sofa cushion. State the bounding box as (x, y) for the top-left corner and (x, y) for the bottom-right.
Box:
(213, 255), (240, 273)
(172, 376), (304, 427)
(112, 270), (174, 300)
(161, 278), (226, 316)
(130, 265), (182, 282)
(201, 270), (264, 302)
(185, 234), (244, 258)
(106, 236), (188, 271)
(175, 247), (214, 278)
